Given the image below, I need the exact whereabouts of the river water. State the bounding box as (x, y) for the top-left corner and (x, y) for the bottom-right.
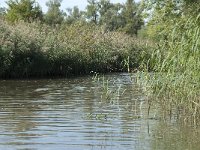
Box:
(0, 73), (200, 150)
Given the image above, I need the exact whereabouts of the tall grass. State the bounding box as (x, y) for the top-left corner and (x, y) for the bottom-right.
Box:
(0, 19), (151, 78)
(137, 10), (200, 124)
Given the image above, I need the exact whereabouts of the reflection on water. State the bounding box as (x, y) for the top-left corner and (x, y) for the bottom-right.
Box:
(0, 73), (200, 150)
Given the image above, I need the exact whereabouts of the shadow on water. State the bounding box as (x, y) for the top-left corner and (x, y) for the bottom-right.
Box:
(0, 73), (200, 150)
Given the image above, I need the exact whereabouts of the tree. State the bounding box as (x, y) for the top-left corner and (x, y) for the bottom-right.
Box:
(65, 6), (85, 24)
(5, 0), (43, 23)
(144, 0), (200, 40)
(85, 0), (99, 24)
(84, 0), (144, 35)
(0, 5), (6, 20)
(0, 5), (6, 16)
(121, 0), (144, 36)
(44, 0), (65, 26)
(98, 1), (124, 31)
(98, 0), (113, 19)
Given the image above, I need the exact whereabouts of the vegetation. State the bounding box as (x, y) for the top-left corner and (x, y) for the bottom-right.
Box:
(1, 0), (199, 123)
(137, 0), (200, 123)
(0, 19), (151, 78)
(65, 6), (84, 25)
(0, 0), (149, 79)
(3, 0), (144, 35)
(0, 5), (6, 17)
(6, 0), (43, 22)
(85, 0), (144, 35)
(45, 0), (65, 26)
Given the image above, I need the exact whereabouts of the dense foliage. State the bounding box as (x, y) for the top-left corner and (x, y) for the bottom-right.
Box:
(0, 0), (149, 79)
(2, 0), (144, 36)
(0, 20), (151, 78)
(138, 0), (200, 123)
(6, 0), (43, 22)
(45, 0), (65, 26)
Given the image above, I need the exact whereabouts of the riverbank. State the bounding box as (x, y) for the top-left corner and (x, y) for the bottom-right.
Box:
(0, 20), (153, 79)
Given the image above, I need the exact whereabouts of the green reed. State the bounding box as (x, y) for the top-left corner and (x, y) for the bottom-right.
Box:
(0, 19), (151, 78)
(137, 13), (200, 124)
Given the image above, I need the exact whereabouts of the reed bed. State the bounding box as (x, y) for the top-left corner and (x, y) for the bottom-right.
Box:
(137, 13), (200, 124)
(0, 19), (151, 78)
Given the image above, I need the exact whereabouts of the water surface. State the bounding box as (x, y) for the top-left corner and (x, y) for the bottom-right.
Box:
(0, 73), (200, 150)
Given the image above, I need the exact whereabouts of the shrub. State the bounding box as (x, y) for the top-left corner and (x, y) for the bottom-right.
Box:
(0, 19), (151, 78)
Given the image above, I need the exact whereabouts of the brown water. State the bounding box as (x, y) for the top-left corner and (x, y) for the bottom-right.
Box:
(0, 73), (200, 150)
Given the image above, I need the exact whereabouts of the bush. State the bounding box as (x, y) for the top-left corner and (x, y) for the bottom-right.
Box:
(0, 20), (151, 78)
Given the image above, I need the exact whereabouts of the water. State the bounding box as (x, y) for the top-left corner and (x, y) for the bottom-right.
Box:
(0, 73), (200, 150)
